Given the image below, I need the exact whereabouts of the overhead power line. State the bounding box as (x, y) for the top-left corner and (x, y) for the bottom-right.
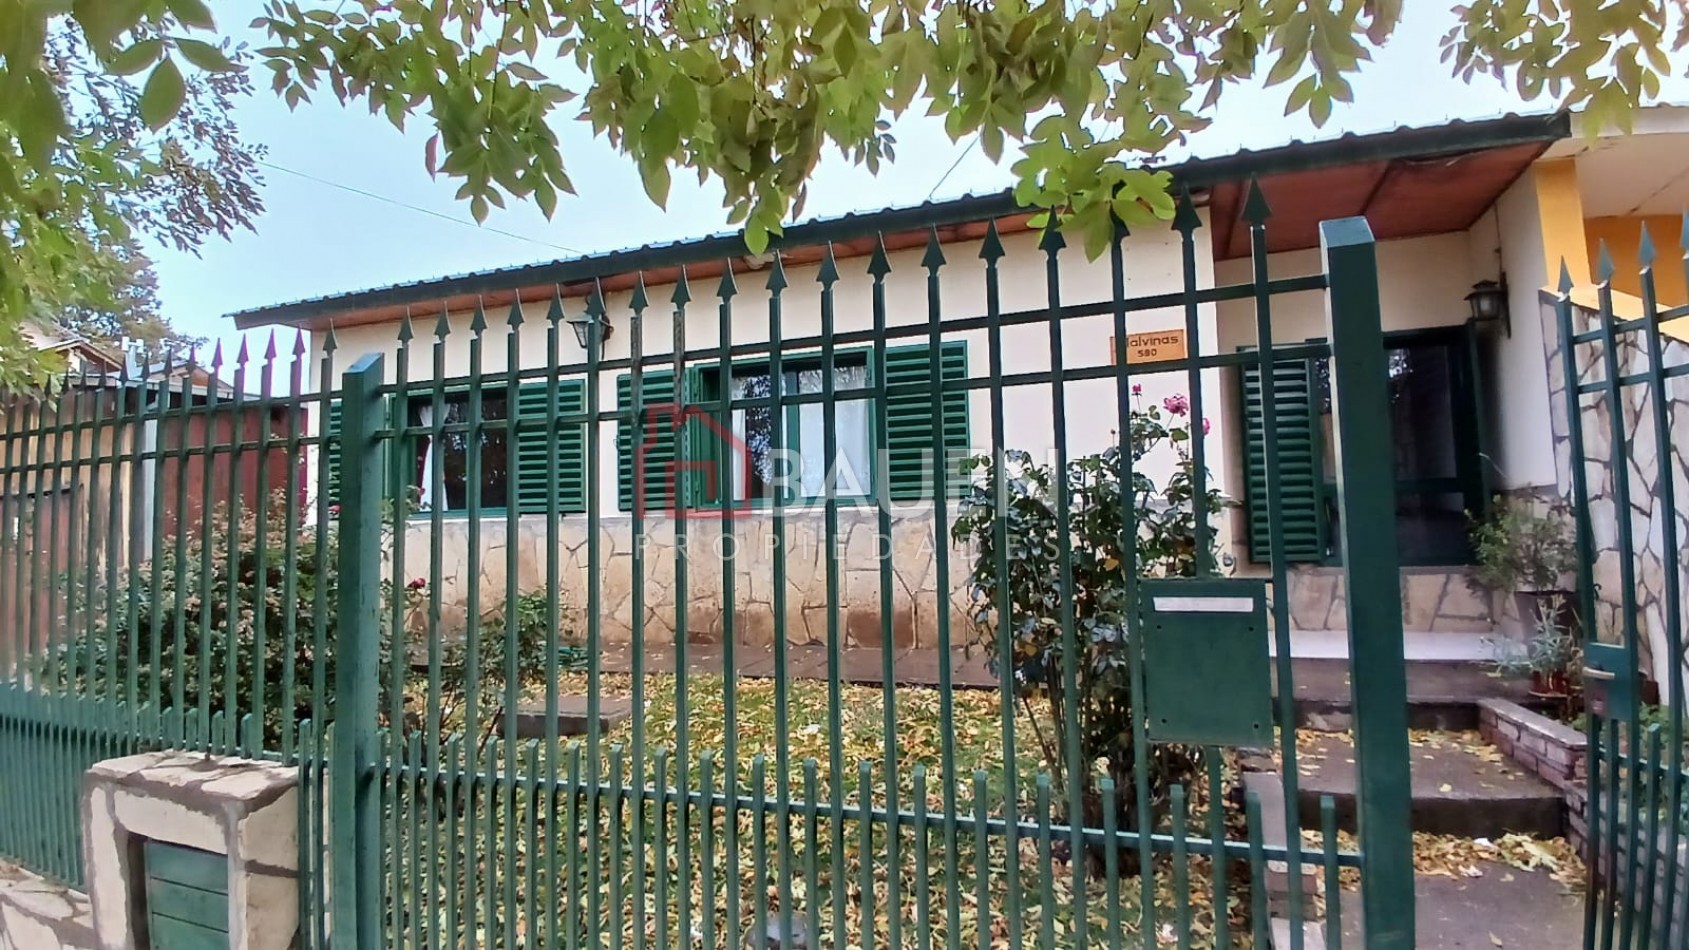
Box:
(257, 160), (585, 255)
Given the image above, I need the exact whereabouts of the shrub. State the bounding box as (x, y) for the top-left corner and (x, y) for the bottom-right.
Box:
(50, 493), (406, 749)
(951, 392), (1230, 869)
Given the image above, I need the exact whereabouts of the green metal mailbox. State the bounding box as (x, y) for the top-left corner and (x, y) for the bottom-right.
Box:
(143, 840), (230, 949)
(1136, 577), (1275, 747)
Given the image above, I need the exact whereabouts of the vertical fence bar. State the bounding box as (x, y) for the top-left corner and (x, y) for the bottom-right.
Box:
(668, 270), (693, 949)
(866, 237), (901, 949)
(1594, 246), (1646, 950)
(1039, 223), (1087, 946)
(503, 301), (524, 950)
(1553, 265), (1605, 950)
(584, 283), (607, 945)
(544, 288), (565, 950)
(1320, 217), (1414, 950)
(815, 245), (842, 949)
(978, 221), (1021, 950)
(331, 352), (385, 950)
(714, 264), (741, 949)
(1249, 181), (1309, 948)
(765, 254), (795, 950)
(626, 273), (650, 950)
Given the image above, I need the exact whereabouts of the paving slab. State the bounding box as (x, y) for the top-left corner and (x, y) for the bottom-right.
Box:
(1334, 861), (1582, 949)
(1292, 732), (1563, 838)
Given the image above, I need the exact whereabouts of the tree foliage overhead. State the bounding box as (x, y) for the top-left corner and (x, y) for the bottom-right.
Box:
(0, 0), (1679, 340)
(0, 0), (262, 383)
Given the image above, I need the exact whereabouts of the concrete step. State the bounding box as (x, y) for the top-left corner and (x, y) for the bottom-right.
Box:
(1281, 658), (1547, 732)
(1290, 732), (1564, 839)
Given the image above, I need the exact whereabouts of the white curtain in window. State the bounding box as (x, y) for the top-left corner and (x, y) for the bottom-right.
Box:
(416, 404), (436, 509)
(798, 365), (871, 497)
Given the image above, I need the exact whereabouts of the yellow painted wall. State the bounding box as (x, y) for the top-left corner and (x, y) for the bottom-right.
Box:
(1585, 214), (1688, 307)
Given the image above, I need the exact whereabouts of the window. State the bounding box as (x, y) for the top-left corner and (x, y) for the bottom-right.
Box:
(711, 359), (873, 504)
(321, 379), (586, 515)
(409, 393), (509, 512)
(616, 342), (969, 512)
(1239, 325), (1486, 566)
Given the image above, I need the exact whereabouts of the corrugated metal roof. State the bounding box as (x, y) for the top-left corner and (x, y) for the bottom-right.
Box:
(229, 110), (1569, 328)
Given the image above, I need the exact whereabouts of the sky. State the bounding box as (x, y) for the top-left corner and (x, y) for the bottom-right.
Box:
(143, 3), (1632, 371)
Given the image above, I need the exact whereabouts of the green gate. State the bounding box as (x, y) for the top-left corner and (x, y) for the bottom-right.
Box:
(1557, 240), (1689, 949)
(0, 191), (1417, 948)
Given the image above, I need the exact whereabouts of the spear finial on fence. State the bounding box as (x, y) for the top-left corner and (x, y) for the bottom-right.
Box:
(1558, 260), (1575, 294)
(979, 220), (1005, 262)
(434, 302), (452, 340)
(1038, 219), (1066, 253)
(1638, 222), (1656, 269)
(817, 243), (839, 285)
(1596, 240), (1615, 284)
(922, 226), (946, 270)
(672, 266), (691, 306)
(1173, 186), (1202, 235)
(469, 298), (488, 335)
(506, 299), (524, 328)
(630, 271), (650, 312)
(717, 259), (738, 299)
(766, 251), (788, 292)
(867, 234), (891, 278)
(398, 308), (414, 343)
(546, 287), (564, 326)
(1244, 176), (1272, 225)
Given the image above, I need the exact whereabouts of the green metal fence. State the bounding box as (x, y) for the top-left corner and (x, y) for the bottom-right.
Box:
(0, 195), (1416, 948)
(1556, 234), (1689, 949)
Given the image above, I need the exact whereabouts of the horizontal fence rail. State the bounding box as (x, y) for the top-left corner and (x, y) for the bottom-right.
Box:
(0, 195), (1407, 949)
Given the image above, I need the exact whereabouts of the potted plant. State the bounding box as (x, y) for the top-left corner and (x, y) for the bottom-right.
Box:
(1469, 496), (1579, 638)
(1490, 611), (1582, 720)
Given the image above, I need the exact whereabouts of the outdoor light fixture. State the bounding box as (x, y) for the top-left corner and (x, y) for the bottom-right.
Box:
(567, 310), (614, 349)
(1466, 278), (1511, 336)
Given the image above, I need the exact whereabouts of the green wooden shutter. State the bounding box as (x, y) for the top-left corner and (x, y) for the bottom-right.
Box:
(513, 380), (587, 514)
(322, 398), (342, 504)
(884, 341), (970, 502)
(1239, 353), (1323, 562)
(617, 370), (678, 512)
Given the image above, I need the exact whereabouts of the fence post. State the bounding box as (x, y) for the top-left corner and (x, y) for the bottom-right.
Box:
(331, 352), (383, 949)
(1321, 217), (1415, 949)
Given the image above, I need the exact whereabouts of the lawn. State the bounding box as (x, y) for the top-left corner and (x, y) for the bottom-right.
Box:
(379, 672), (1271, 948)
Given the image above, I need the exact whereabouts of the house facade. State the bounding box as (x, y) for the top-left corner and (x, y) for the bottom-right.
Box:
(233, 109), (1689, 685)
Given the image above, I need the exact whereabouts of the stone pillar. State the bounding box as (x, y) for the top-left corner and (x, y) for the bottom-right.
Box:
(81, 752), (299, 950)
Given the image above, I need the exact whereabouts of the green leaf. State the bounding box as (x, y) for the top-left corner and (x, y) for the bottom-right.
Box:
(74, 0), (147, 48)
(175, 38), (235, 73)
(139, 58), (188, 130)
(641, 160), (672, 209)
(167, 0), (216, 30)
(105, 38), (163, 76)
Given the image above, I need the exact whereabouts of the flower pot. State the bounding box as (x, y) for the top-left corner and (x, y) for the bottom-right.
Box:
(1512, 588), (1579, 637)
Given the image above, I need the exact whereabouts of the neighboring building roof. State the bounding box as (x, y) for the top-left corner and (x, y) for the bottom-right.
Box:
(230, 110), (1571, 331)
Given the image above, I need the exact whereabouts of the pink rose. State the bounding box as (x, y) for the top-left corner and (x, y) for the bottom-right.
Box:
(1131, 383), (1142, 395)
(1163, 394), (1189, 416)
(408, 577), (427, 590)
(1202, 417), (1211, 435)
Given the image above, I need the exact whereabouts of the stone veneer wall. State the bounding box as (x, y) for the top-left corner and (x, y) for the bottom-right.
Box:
(1540, 296), (1689, 685)
(397, 506), (1500, 649)
(398, 506), (973, 651)
(1279, 565), (1496, 632)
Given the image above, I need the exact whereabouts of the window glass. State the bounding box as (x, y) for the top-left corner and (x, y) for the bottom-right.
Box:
(411, 393), (508, 512)
(724, 360), (871, 503)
